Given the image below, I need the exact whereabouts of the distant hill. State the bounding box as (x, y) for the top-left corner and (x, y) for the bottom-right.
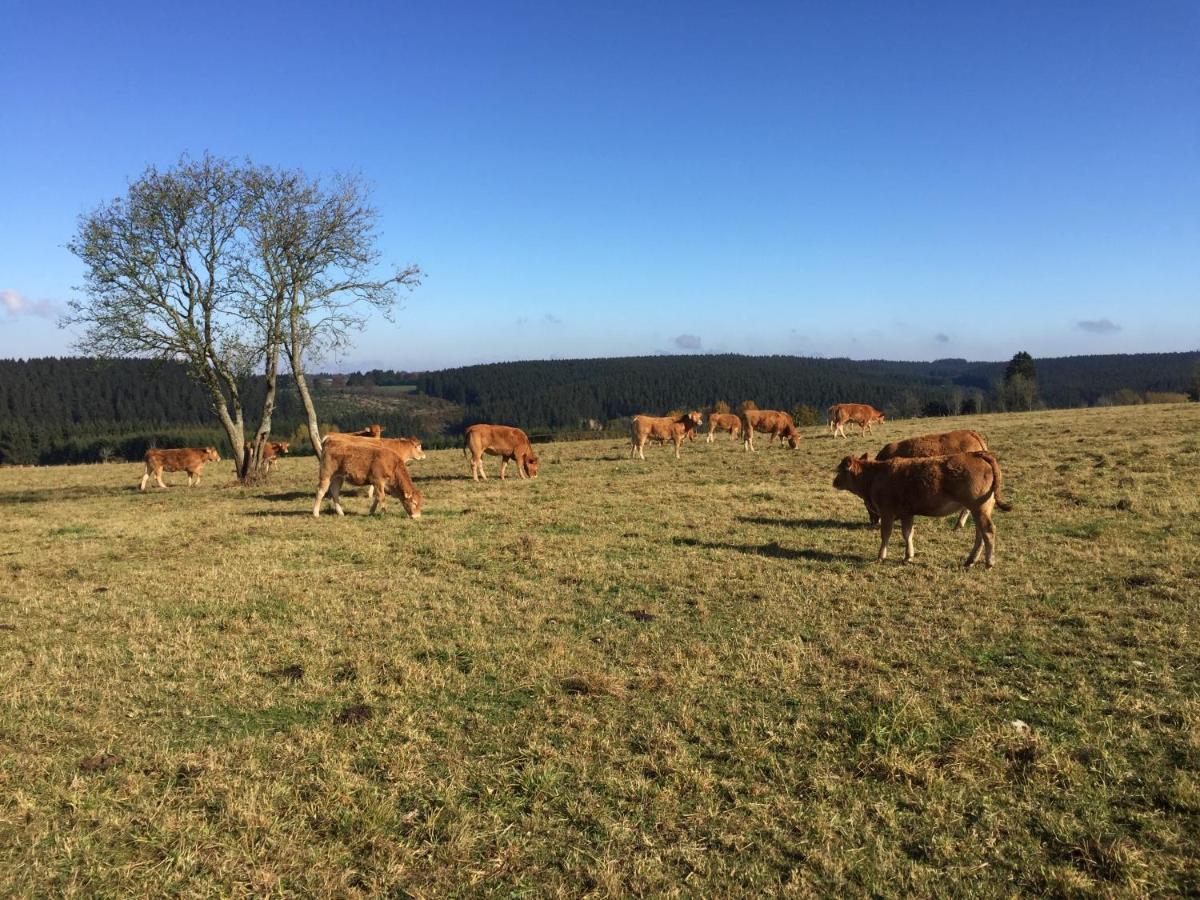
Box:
(1, 351), (1195, 465)
(412, 352), (1199, 430)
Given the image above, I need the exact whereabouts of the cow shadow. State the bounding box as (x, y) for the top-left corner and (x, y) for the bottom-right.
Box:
(244, 509), (316, 517)
(262, 491), (312, 502)
(736, 515), (872, 531)
(672, 536), (865, 563)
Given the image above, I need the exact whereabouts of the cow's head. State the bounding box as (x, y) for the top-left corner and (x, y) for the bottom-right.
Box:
(522, 451), (540, 478)
(411, 441), (426, 461)
(204, 447), (220, 462)
(686, 411), (702, 428)
(784, 425), (800, 449)
(275, 442), (290, 455)
(833, 453), (869, 491)
(401, 486), (423, 519)
(875, 413), (887, 424)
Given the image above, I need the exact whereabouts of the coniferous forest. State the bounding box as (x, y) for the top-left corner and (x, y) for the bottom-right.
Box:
(1, 352), (1196, 465)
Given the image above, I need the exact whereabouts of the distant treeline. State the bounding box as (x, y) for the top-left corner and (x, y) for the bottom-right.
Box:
(414, 352), (1200, 429)
(0, 358), (438, 465)
(2, 352), (1196, 465)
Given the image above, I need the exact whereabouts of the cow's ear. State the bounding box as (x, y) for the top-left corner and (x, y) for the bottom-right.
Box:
(859, 453), (868, 461)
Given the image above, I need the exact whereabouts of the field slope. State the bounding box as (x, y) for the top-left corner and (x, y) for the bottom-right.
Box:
(1, 404), (1198, 895)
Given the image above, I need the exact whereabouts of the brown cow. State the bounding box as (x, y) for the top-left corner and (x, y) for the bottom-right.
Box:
(833, 451), (1012, 568)
(629, 412), (702, 459)
(741, 409), (799, 451)
(865, 429), (990, 528)
(243, 440), (290, 472)
(313, 441), (422, 518)
(875, 429), (988, 461)
(465, 424), (539, 480)
(705, 412), (743, 443)
(829, 403), (886, 438)
(347, 424), (384, 438)
(139, 447), (220, 491)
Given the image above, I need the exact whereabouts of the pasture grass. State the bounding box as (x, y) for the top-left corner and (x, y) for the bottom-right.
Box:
(1, 404), (1198, 896)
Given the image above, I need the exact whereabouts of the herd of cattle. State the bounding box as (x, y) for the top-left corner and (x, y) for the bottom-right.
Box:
(136, 402), (1011, 568)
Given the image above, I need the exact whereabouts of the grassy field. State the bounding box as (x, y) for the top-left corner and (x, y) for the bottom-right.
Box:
(1, 404), (1197, 896)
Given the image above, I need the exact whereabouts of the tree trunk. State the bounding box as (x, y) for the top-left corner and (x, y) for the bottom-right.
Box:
(289, 345), (324, 458)
(243, 348), (281, 480)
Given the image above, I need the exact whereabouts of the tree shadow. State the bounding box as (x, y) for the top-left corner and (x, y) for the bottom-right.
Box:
(736, 515), (872, 530)
(672, 536), (866, 563)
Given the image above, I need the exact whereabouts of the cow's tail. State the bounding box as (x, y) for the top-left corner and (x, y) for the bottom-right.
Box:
(979, 451), (1012, 511)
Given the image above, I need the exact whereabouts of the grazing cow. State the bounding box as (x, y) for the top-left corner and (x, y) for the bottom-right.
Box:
(741, 409), (800, 451)
(706, 412), (743, 443)
(629, 412), (703, 459)
(313, 441), (422, 518)
(833, 451), (1012, 568)
(139, 447), (220, 491)
(829, 403), (886, 438)
(864, 429), (990, 528)
(243, 440), (290, 472)
(464, 424), (539, 480)
(323, 433), (426, 499)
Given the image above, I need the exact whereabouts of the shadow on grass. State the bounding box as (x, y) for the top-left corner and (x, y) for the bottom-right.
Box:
(0, 485), (128, 504)
(737, 515), (872, 530)
(672, 536), (866, 562)
(245, 509), (318, 517)
(262, 491), (313, 502)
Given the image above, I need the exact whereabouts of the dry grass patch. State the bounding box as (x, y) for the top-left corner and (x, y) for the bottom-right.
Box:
(0, 403), (1198, 895)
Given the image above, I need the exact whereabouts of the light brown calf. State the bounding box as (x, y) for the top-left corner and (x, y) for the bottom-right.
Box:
(741, 409), (799, 451)
(465, 424), (539, 480)
(829, 403), (886, 438)
(139, 447), (220, 491)
(243, 440), (290, 472)
(313, 441), (422, 518)
(629, 412), (702, 459)
(833, 451), (1012, 568)
(705, 412), (743, 443)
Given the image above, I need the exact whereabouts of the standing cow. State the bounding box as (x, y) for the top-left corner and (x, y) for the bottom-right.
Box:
(705, 412), (743, 443)
(833, 451), (1011, 568)
(465, 424), (539, 480)
(741, 409), (799, 451)
(313, 441), (422, 518)
(863, 429), (990, 527)
(829, 403), (886, 438)
(629, 412), (703, 459)
(139, 447), (221, 491)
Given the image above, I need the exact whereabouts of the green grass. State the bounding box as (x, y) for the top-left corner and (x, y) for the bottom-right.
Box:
(1, 404), (1198, 896)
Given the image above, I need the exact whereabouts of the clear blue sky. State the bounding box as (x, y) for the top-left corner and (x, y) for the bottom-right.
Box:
(2, 1), (1197, 370)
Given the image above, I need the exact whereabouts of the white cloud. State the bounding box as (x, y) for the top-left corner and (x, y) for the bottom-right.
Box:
(1, 288), (60, 318)
(673, 333), (702, 350)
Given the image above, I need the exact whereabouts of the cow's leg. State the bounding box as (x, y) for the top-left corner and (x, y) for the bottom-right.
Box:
(638, 440), (646, 461)
(368, 479), (384, 514)
(901, 516), (916, 562)
(139, 470), (150, 492)
(864, 499), (879, 526)
(878, 515), (894, 561)
(954, 509), (971, 530)
(674, 437), (682, 459)
(329, 476), (346, 516)
(479, 455), (488, 480)
(500, 457), (508, 479)
(313, 475), (331, 517)
(706, 428), (714, 444)
(155, 468), (168, 489)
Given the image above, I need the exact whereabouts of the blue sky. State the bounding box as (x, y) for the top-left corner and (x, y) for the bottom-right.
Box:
(2, 1), (1197, 370)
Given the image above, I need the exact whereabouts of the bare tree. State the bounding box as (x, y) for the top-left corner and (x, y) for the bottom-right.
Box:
(242, 167), (421, 456)
(64, 154), (278, 479)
